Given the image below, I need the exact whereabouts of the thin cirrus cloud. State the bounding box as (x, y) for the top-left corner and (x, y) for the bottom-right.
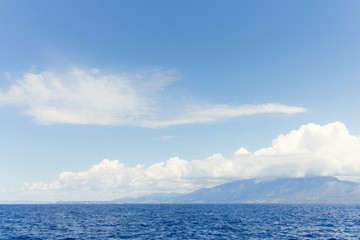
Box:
(0, 67), (306, 127)
(23, 122), (360, 200)
(145, 103), (306, 128)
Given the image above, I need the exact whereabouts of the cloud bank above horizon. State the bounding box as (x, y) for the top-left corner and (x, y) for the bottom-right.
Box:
(24, 121), (360, 200)
(0, 67), (306, 127)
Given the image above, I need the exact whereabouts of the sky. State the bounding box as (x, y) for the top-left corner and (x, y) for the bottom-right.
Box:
(1, 0), (360, 201)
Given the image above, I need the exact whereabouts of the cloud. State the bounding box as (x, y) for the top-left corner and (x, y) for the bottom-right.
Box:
(0, 67), (175, 125)
(0, 67), (305, 127)
(24, 122), (360, 200)
(24, 158), (199, 199)
(157, 136), (180, 140)
(143, 103), (306, 128)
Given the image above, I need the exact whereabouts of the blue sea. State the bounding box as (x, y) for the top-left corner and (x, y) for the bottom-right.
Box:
(0, 204), (359, 239)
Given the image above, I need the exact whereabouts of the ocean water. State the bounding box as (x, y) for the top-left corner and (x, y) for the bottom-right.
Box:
(0, 204), (359, 239)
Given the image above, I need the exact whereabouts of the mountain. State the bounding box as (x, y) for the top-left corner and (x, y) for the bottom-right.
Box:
(174, 176), (360, 203)
(112, 176), (360, 204)
(110, 193), (181, 204)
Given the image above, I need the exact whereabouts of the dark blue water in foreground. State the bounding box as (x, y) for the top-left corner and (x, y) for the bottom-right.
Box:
(0, 204), (359, 239)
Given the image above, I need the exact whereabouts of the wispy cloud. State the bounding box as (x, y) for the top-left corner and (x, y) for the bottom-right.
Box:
(156, 136), (180, 140)
(0, 67), (306, 127)
(23, 122), (360, 200)
(0, 67), (175, 125)
(143, 103), (306, 128)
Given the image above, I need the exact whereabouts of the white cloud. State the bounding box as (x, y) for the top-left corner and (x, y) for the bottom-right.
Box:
(24, 121), (360, 200)
(0, 67), (305, 127)
(0, 67), (175, 125)
(235, 147), (251, 156)
(157, 135), (180, 140)
(143, 103), (306, 128)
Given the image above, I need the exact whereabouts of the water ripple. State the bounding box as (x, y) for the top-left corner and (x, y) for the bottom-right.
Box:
(0, 204), (360, 239)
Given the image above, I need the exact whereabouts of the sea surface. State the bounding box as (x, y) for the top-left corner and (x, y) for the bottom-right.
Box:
(0, 204), (359, 239)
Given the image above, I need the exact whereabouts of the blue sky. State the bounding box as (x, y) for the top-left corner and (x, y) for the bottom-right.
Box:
(1, 1), (360, 201)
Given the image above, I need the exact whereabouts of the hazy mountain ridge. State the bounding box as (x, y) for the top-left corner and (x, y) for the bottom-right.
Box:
(8, 176), (358, 204)
(112, 176), (360, 204)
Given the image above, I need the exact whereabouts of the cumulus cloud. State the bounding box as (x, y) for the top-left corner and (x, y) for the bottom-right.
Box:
(24, 122), (360, 199)
(0, 67), (305, 127)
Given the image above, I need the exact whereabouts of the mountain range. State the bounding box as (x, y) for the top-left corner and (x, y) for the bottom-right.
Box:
(110, 176), (360, 204)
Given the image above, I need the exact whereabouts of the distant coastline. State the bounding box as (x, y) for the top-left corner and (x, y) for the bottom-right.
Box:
(4, 176), (360, 205)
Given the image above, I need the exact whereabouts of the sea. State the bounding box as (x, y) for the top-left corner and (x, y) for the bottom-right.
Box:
(0, 204), (359, 239)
